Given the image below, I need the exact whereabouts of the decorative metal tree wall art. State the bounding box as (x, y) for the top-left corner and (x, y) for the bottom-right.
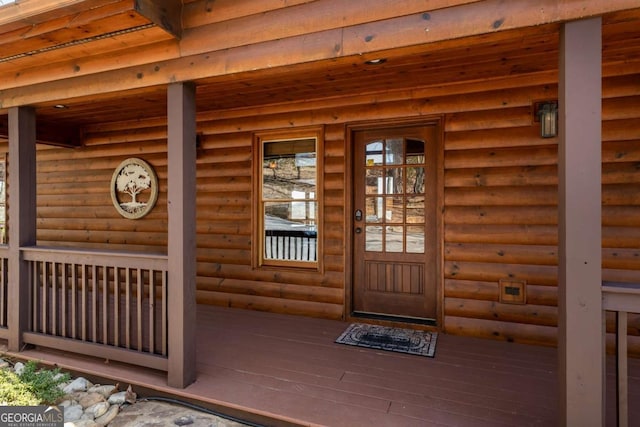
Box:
(110, 158), (159, 219)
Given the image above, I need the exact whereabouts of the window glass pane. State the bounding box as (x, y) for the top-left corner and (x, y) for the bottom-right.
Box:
(365, 196), (383, 223)
(365, 226), (383, 252)
(385, 168), (403, 194)
(385, 139), (403, 165)
(263, 139), (316, 200)
(264, 202), (317, 262)
(366, 141), (383, 166)
(385, 226), (403, 252)
(365, 168), (384, 195)
(261, 135), (318, 265)
(406, 226), (424, 254)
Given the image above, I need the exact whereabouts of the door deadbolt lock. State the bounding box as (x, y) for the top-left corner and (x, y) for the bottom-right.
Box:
(355, 209), (363, 221)
(355, 227), (362, 234)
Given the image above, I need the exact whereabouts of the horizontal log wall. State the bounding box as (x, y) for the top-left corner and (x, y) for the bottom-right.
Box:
(0, 2), (637, 345)
(30, 67), (631, 342)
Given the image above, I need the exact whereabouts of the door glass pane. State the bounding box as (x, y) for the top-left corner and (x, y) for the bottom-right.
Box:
(406, 167), (425, 194)
(406, 226), (424, 254)
(365, 168), (384, 195)
(384, 196), (403, 223)
(366, 226), (383, 252)
(385, 226), (403, 252)
(385, 168), (403, 194)
(385, 139), (403, 165)
(365, 197), (383, 223)
(406, 139), (425, 164)
(366, 141), (383, 166)
(406, 196), (424, 224)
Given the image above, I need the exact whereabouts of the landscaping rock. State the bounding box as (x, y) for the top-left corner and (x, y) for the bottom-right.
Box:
(64, 377), (90, 394)
(107, 391), (127, 405)
(64, 404), (85, 422)
(79, 392), (105, 409)
(94, 405), (119, 426)
(86, 402), (110, 419)
(89, 384), (117, 399)
(0, 361), (249, 426)
(13, 361), (25, 375)
(66, 420), (99, 427)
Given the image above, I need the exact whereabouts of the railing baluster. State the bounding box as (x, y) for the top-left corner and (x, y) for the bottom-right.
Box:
(42, 262), (49, 334)
(162, 270), (167, 356)
(126, 267), (131, 349)
(137, 268), (143, 351)
(31, 261), (38, 332)
(71, 264), (77, 339)
(61, 263), (67, 338)
(114, 267), (120, 348)
(149, 269), (155, 355)
(51, 262), (57, 336)
(617, 311), (629, 427)
(81, 264), (87, 341)
(103, 265), (109, 345)
(91, 265), (97, 343)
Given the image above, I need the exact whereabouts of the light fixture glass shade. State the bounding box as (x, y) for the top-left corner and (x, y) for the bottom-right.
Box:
(539, 103), (558, 138)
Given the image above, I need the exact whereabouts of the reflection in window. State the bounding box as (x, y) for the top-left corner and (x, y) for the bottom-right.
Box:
(364, 138), (426, 254)
(259, 134), (319, 266)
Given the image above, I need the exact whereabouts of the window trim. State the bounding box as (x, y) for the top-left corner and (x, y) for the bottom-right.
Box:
(253, 126), (324, 270)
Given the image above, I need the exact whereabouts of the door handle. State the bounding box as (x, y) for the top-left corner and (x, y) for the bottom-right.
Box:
(355, 227), (362, 234)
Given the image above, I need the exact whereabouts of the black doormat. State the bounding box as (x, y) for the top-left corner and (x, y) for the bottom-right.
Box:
(335, 323), (437, 357)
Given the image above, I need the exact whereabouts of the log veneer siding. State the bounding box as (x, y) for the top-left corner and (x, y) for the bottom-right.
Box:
(3, 50), (635, 350)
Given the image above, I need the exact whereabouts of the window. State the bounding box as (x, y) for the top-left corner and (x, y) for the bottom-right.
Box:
(255, 128), (322, 268)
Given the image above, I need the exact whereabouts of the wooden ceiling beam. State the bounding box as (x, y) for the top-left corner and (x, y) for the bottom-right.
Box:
(0, 0), (126, 31)
(134, 0), (182, 39)
(0, 0), (639, 110)
(0, 115), (82, 148)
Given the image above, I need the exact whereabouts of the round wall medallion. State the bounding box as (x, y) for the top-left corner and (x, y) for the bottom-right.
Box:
(110, 158), (159, 219)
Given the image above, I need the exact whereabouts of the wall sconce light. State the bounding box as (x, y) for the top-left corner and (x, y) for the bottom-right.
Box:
(536, 101), (558, 138)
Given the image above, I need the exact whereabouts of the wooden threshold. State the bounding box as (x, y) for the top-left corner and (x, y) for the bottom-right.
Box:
(1, 305), (639, 426)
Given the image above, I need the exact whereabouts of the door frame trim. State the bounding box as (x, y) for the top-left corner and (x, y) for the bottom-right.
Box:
(344, 116), (444, 329)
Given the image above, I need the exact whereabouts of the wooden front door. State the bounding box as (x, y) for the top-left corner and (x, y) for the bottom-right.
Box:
(353, 124), (438, 322)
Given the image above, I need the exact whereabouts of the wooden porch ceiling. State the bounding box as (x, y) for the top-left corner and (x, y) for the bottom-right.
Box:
(0, 7), (638, 140)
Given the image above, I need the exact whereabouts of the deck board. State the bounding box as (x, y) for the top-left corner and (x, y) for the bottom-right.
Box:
(2, 305), (639, 426)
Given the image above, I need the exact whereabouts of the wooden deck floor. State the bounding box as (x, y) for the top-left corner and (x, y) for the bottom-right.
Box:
(2, 305), (639, 426)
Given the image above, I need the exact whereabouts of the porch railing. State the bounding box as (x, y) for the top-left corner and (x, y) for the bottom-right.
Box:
(265, 230), (317, 262)
(602, 281), (640, 427)
(21, 247), (168, 371)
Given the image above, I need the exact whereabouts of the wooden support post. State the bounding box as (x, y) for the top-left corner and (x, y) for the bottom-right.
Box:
(7, 106), (37, 352)
(558, 17), (604, 427)
(167, 82), (197, 388)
